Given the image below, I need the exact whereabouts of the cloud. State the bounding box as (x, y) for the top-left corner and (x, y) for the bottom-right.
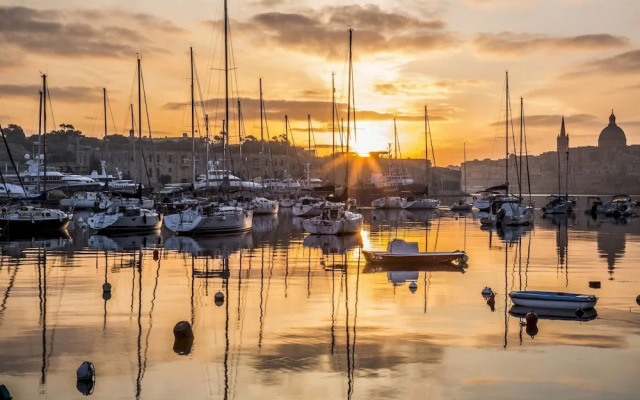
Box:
(0, 6), (184, 58)
(0, 84), (102, 103)
(373, 79), (483, 95)
(163, 97), (454, 124)
(565, 49), (640, 77)
(474, 32), (628, 55)
(239, 5), (460, 59)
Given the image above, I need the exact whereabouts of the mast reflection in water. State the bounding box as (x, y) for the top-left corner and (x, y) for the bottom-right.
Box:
(0, 210), (638, 398)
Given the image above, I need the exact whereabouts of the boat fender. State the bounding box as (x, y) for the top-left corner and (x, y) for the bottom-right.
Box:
(461, 254), (469, 263)
(76, 361), (95, 381)
(214, 291), (225, 307)
(173, 321), (194, 356)
(0, 384), (11, 400)
(525, 311), (538, 325)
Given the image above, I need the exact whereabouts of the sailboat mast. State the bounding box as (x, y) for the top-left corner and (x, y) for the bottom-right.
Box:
(103, 88), (108, 155)
(345, 28), (352, 190)
(259, 78), (264, 177)
(463, 142), (467, 194)
(130, 103), (135, 181)
(205, 113), (210, 189)
(332, 72), (335, 182)
(565, 145), (569, 199)
(190, 47), (196, 187)
(223, 0), (229, 177)
(308, 114), (311, 159)
(42, 74), (48, 192)
(137, 56), (142, 184)
(519, 97), (523, 200)
(285, 115), (290, 177)
(37, 89), (42, 193)
(424, 105), (428, 192)
(504, 71), (509, 194)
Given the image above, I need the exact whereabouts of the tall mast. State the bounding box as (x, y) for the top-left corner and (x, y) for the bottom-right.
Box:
(190, 47), (196, 187)
(37, 89), (42, 192)
(463, 142), (467, 194)
(259, 78), (264, 177)
(345, 28), (353, 190)
(130, 103), (135, 181)
(504, 71), (509, 193)
(223, 0), (229, 177)
(103, 88), (108, 155)
(565, 137), (569, 199)
(137, 55), (142, 184)
(332, 72), (335, 183)
(424, 105), (428, 192)
(519, 97), (523, 200)
(285, 114), (290, 177)
(42, 74), (47, 193)
(205, 113), (210, 189)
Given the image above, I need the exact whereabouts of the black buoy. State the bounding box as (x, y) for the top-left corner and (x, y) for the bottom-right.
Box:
(0, 384), (11, 400)
(525, 311), (538, 338)
(214, 291), (225, 307)
(153, 249), (159, 261)
(173, 321), (194, 356)
(636, 295), (640, 306)
(76, 361), (96, 396)
(409, 282), (418, 293)
(102, 282), (111, 293)
(588, 281), (601, 289)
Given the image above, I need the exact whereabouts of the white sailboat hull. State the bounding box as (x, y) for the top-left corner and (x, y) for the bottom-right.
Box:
(401, 198), (439, 210)
(163, 206), (253, 235)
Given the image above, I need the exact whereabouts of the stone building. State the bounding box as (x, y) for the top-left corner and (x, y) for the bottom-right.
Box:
(465, 111), (640, 195)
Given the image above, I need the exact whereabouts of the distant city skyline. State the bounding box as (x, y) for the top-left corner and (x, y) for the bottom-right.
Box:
(0, 0), (638, 166)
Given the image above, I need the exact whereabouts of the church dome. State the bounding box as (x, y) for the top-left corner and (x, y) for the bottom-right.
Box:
(598, 111), (626, 148)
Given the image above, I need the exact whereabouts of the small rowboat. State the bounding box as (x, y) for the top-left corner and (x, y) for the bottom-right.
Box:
(362, 239), (468, 266)
(509, 291), (598, 310)
(509, 305), (598, 321)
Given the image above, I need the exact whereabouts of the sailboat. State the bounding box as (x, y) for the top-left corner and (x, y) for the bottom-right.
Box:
(163, 11), (252, 235)
(89, 57), (161, 233)
(450, 143), (473, 211)
(302, 29), (363, 236)
(480, 73), (534, 227)
(401, 106), (439, 210)
(371, 120), (406, 209)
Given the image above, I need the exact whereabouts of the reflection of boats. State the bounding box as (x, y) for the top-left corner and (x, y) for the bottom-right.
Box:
(496, 224), (533, 243)
(363, 239), (468, 266)
(0, 235), (70, 258)
(509, 305), (598, 321)
(509, 291), (598, 310)
(251, 214), (279, 233)
(88, 233), (162, 251)
(164, 233), (252, 257)
(302, 233), (362, 254)
(363, 263), (466, 274)
(399, 209), (439, 221)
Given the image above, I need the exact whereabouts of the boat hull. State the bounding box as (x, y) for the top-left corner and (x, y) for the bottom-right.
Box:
(0, 217), (70, 235)
(163, 207), (253, 235)
(509, 291), (598, 310)
(362, 250), (467, 265)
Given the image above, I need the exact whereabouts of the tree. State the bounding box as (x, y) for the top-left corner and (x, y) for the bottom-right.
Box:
(3, 124), (26, 142)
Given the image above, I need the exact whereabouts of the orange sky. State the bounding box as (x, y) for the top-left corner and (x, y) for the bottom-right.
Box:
(0, 0), (638, 166)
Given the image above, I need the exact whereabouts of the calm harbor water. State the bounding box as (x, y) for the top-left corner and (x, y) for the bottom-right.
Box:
(1, 207), (639, 399)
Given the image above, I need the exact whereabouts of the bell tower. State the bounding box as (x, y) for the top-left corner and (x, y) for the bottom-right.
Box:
(557, 116), (569, 154)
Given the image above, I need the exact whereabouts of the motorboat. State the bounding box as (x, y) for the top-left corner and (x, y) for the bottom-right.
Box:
(508, 291), (598, 310)
(0, 205), (70, 235)
(473, 185), (508, 212)
(193, 162), (262, 191)
(60, 191), (109, 210)
(6, 154), (101, 193)
(163, 203), (253, 235)
(542, 195), (575, 215)
(371, 196), (403, 209)
(362, 238), (468, 266)
(250, 196), (279, 215)
(449, 199), (473, 211)
(480, 195), (534, 227)
(401, 196), (439, 210)
(508, 305), (598, 321)
(0, 182), (27, 198)
(602, 194), (636, 217)
(302, 206), (363, 235)
(87, 205), (161, 233)
(292, 196), (324, 217)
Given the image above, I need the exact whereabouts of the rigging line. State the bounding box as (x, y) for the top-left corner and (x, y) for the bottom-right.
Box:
(523, 103), (532, 202)
(106, 92), (119, 135)
(262, 96), (276, 177)
(45, 85), (57, 132)
(287, 116), (303, 175)
(508, 91), (521, 194)
(140, 254), (161, 384)
(0, 125), (26, 191)
(135, 251), (143, 400)
(425, 106), (436, 168)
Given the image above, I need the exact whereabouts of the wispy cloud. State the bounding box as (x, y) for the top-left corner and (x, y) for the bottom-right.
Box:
(237, 4), (460, 59)
(0, 84), (102, 102)
(474, 32), (628, 55)
(373, 79), (483, 95)
(0, 6), (185, 59)
(564, 49), (640, 77)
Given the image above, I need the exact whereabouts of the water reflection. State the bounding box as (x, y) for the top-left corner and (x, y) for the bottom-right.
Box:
(88, 233), (162, 252)
(0, 235), (70, 258)
(0, 211), (639, 399)
(597, 225), (626, 279)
